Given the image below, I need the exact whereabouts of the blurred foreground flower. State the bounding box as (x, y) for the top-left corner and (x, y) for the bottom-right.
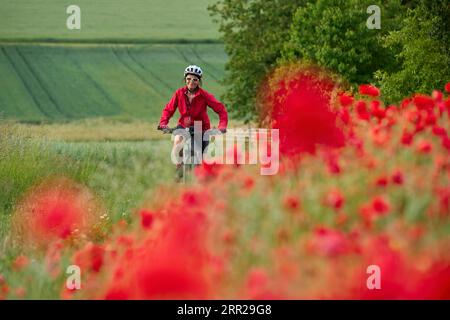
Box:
(11, 177), (103, 248)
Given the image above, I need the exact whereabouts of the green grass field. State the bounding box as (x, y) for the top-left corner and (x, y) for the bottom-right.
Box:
(0, 0), (220, 42)
(0, 43), (227, 122)
(0, 123), (176, 237)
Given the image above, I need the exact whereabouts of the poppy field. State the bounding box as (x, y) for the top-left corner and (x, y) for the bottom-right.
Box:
(1, 64), (449, 299)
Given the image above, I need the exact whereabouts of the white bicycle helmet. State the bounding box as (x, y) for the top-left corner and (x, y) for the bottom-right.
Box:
(184, 65), (203, 79)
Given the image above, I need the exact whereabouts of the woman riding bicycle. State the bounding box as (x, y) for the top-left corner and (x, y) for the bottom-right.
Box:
(157, 65), (228, 180)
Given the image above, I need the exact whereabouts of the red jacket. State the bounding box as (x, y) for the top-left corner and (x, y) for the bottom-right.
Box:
(159, 87), (228, 131)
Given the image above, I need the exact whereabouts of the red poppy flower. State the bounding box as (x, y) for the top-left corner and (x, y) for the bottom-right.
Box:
(284, 195), (300, 211)
(370, 100), (386, 120)
(445, 82), (450, 93)
(139, 209), (154, 230)
(417, 140), (432, 154)
(413, 95), (434, 110)
(194, 162), (222, 181)
(375, 176), (389, 187)
(415, 262), (450, 299)
(324, 189), (345, 210)
(371, 196), (391, 215)
(441, 135), (450, 151)
(268, 67), (345, 157)
(401, 130), (414, 145)
(243, 176), (255, 190)
(338, 106), (351, 125)
(13, 255), (29, 271)
(339, 93), (354, 107)
(432, 126), (447, 137)
(309, 227), (351, 257)
(432, 90), (443, 102)
(400, 98), (412, 109)
(359, 84), (380, 97)
(356, 100), (370, 121)
(102, 212), (211, 299)
(11, 178), (100, 247)
(391, 170), (404, 185)
(73, 242), (104, 273)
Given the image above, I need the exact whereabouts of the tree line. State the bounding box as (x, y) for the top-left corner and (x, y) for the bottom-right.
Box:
(208, 0), (450, 122)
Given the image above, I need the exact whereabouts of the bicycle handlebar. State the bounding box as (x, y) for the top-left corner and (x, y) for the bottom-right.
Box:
(157, 125), (176, 134)
(157, 125), (225, 136)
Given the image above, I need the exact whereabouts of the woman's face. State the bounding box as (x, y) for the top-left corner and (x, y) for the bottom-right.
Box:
(185, 75), (200, 91)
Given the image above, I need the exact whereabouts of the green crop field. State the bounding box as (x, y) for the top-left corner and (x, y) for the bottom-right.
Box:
(0, 0), (228, 123)
(0, 0), (220, 42)
(0, 123), (176, 235)
(0, 43), (227, 122)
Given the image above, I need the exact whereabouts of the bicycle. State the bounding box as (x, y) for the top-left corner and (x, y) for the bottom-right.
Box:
(157, 125), (222, 183)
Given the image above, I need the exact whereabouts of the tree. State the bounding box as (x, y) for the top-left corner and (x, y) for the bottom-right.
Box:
(282, 0), (405, 87)
(210, 0), (448, 121)
(376, 0), (450, 102)
(208, 0), (307, 122)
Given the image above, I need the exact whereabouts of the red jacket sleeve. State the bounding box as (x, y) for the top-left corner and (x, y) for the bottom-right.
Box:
(203, 90), (228, 130)
(159, 91), (178, 127)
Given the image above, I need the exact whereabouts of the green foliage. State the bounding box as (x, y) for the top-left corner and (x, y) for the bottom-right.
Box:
(209, 0), (407, 120)
(0, 124), (95, 220)
(376, 0), (450, 102)
(208, 0), (306, 122)
(283, 0), (405, 86)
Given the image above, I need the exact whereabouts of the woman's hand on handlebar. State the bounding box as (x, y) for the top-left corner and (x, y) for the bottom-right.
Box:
(157, 125), (172, 134)
(210, 128), (226, 135)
